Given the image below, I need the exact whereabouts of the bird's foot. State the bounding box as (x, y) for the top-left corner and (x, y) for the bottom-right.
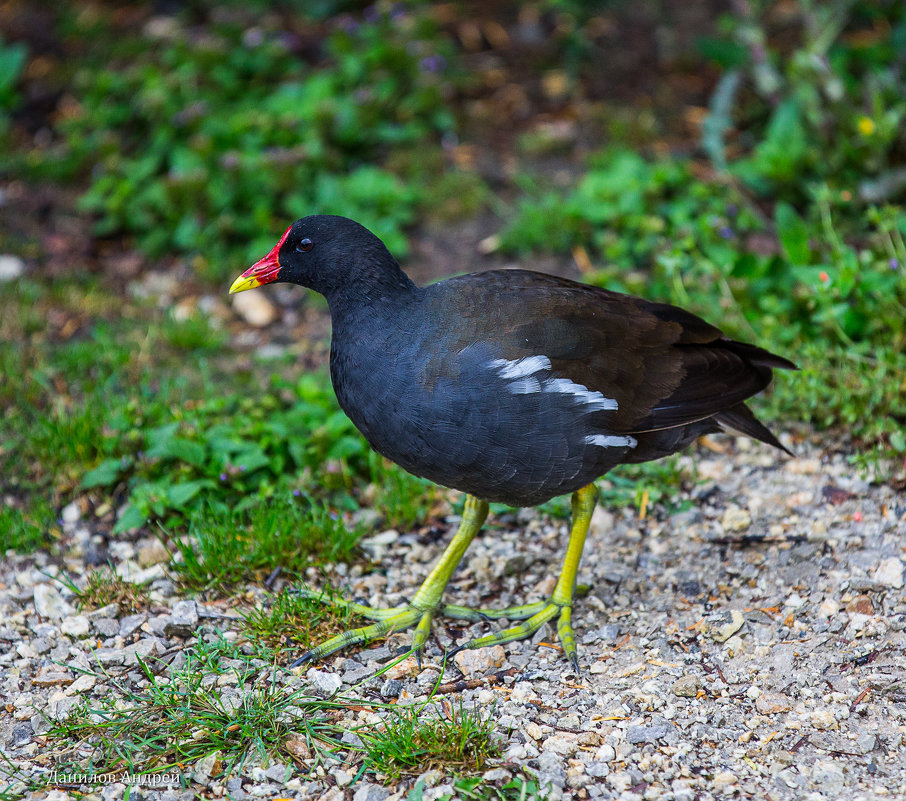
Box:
(447, 589), (590, 672)
(290, 587), (473, 668)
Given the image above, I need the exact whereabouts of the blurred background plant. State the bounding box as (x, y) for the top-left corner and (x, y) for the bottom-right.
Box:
(1, 0), (904, 556)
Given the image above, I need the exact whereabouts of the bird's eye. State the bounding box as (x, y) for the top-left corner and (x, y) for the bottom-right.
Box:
(297, 238), (313, 253)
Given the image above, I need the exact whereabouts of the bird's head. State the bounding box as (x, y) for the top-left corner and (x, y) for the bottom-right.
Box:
(229, 215), (410, 301)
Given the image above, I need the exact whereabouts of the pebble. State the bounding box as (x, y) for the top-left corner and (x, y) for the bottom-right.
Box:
(61, 502), (81, 526)
(525, 722), (544, 740)
(137, 539), (170, 567)
(812, 760), (846, 794)
(818, 597), (841, 616)
(0, 254), (25, 281)
(359, 529), (400, 560)
(672, 675), (702, 697)
(32, 669), (74, 687)
(874, 557), (904, 588)
(811, 708), (838, 730)
(755, 692), (791, 714)
(333, 769), (353, 787)
(352, 783), (389, 801)
(712, 771), (737, 790)
(93, 617), (120, 638)
(452, 644), (505, 677)
(1, 438), (903, 799)
(385, 656), (421, 680)
(192, 751), (220, 785)
(118, 613), (147, 637)
(625, 723), (670, 743)
(846, 594), (874, 614)
(60, 615), (90, 638)
(482, 768), (512, 782)
(707, 609), (745, 642)
(33, 585), (72, 621)
(232, 290), (277, 327)
(721, 505), (751, 532)
(163, 600), (199, 636)
(307, 669), (342, 696)
(541, 732), (581, 756)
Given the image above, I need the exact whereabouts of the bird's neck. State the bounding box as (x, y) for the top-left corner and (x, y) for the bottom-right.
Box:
(324, 267), (420, 326)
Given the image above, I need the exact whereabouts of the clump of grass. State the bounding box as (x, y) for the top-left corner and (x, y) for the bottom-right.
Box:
(167, 499), (362, 594)
(363, 699), (500, 779)
(240, 588), (362, 663)
(76, 567), (150, 613)
(47, 641), (353, 780)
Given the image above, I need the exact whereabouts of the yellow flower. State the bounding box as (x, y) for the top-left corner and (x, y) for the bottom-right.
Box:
(857, 116), (876, 136)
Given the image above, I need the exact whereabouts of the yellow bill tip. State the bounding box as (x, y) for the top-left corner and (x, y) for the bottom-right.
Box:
(229, 274), (262, 294)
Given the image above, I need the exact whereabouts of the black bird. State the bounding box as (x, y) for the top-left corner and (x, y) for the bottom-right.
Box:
(230, 215), (795, 668)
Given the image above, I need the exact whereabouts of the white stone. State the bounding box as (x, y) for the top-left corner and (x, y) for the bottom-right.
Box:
(0, 254), (25, 281)
(34, 584), (73, 620)
(452, 645), (505, 677)
(874, 557), (904, 589)
(60, 615), (90, 638)
(232, 289), (277, 327)
(307, 668), (342, 696)
(721, 506), (751, 532)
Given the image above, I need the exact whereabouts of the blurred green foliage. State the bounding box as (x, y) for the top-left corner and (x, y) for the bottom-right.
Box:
(0, 34), (27, 147)
(702, 1), (906, 207)
(39, 3), (458, 272)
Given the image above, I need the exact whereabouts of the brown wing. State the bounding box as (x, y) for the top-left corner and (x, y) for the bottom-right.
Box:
(439, 269), (795, 434)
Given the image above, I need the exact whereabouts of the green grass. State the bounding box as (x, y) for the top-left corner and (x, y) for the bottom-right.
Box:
(71, 567), (151, 614)
(0, 501), (55, 554)
(363, 700), (500, 780)
(240, 587), (363, 663)
(46, 639), (355, 780)
(43, 634), (510, 789)
(167, 501), (363, 595)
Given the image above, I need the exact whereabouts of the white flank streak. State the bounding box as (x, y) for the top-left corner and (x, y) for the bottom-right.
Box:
(488, 356), (619, 411)
(489, 355), (552, 379)
(585, 434), (638, 448)
(542, 378), (618, 410)
(507, 376), (542, 394)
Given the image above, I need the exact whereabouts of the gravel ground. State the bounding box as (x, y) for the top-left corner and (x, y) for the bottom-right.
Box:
(2, 437), (905, 800)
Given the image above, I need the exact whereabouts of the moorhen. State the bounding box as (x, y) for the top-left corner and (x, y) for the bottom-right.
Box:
(230, 215), (795, 668)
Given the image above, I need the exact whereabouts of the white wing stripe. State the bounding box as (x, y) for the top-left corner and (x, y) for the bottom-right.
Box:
(585, 434), (638, 448)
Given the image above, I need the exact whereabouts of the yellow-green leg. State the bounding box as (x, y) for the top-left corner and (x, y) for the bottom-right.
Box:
(290, 495), (489, 667)
(449, 483), (597, 670)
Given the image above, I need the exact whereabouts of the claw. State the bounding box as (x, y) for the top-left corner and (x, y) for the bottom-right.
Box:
(289, 650), (316, 669)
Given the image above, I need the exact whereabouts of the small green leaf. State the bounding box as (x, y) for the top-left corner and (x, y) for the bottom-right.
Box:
(166, 480), (211, 509)
(114, 504), (146, 534)
(890, 429), (906, 452)
(82, 458), (128, 489)
(775, 202), (811, 264)
(146, 436), (207, 467)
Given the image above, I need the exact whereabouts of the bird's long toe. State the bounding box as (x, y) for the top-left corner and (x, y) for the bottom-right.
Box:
(291, 605), (429, 667)
(293, 585), (410, 621)
(449, 599), (572, 656)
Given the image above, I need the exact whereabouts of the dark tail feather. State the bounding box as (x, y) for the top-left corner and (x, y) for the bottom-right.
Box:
(715, 403), (792, 456)
(720, 339), (799, 372)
